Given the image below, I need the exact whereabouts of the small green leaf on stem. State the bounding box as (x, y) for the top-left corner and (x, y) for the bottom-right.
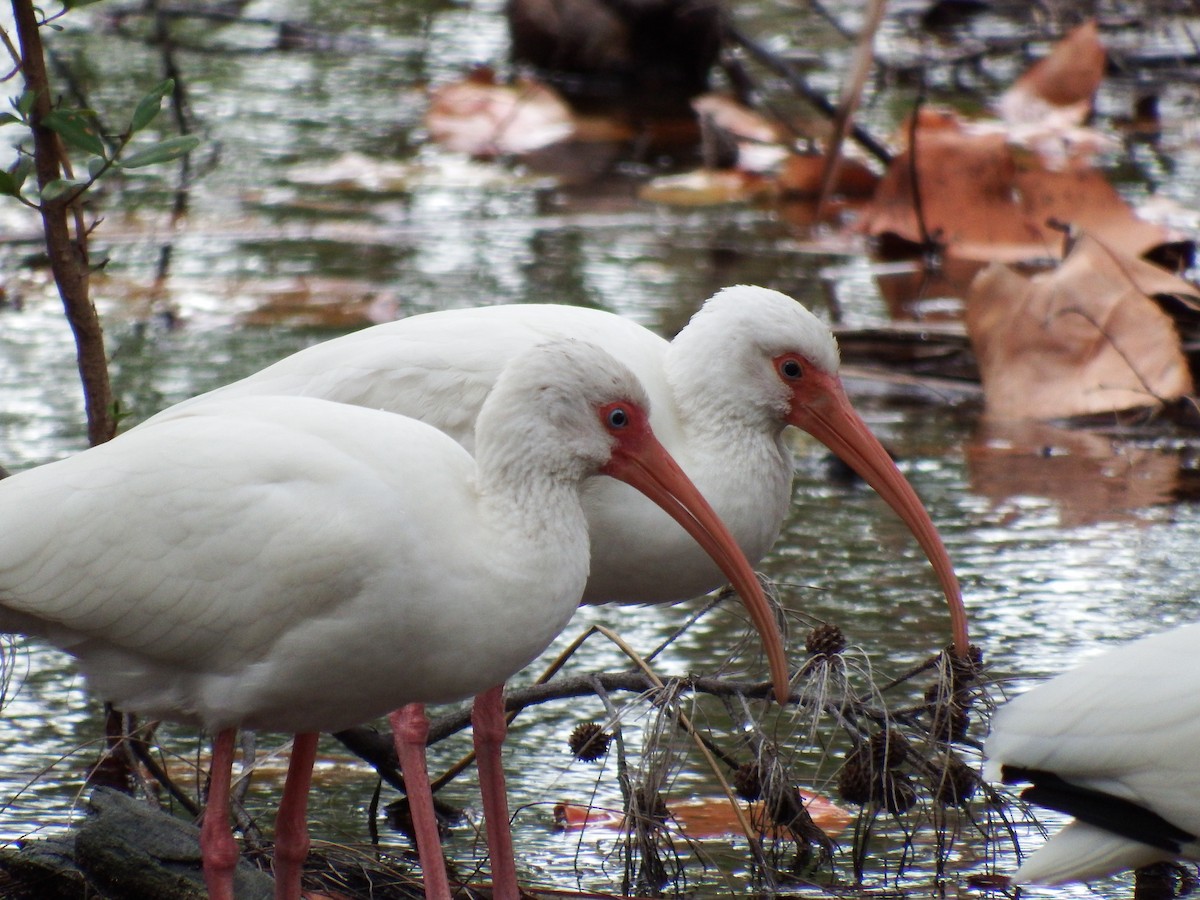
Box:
(0, 112), (22, 127)
(118, 134), (200, 169)
(15, 91), (35, 118)
(130, 79), (175, 134)
(40, 177), (86, 202)
(42, 108), (107, 157)
(11, 156), (33, 192)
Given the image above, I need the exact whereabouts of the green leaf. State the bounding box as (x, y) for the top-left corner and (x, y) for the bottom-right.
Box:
(11, 156), (33, 193)
(63, 0), (107, 8)
(39, 178), (86, 202)
(129, 79), (174, 133)
(0, 169), (18, 198)
(0, 112), (22, 127)
(15, 91), (35, 118)
(118, 134), (200, 169)
(42, 108), (106, 157)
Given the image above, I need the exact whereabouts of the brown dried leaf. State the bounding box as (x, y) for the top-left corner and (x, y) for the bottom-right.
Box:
(552, 791), (852, 839)
(998, 20), (1106, 126)
(858, 128), (1171, 261)
(690, 92), (787, 145)
(778, 153), (878, 198)
(965, 234), (1195, 420)
(426, 72), (580, 157)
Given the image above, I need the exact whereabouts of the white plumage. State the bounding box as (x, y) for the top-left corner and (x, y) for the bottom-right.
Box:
(985, 622), (1200, 884)
(1, 339), (787, 900)
(157, 284), (967, 652)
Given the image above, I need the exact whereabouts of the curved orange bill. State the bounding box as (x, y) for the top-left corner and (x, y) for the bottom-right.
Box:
(602, 429), (791, 705)
(790, 367), (970, 659)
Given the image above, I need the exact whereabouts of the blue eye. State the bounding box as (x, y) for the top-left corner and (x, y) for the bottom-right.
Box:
(606, 406), (630, 429)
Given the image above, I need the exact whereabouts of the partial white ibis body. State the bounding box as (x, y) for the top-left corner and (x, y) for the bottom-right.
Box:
(163, 285), (967, 651)
(0, 340), (788, 900)
(985, 622), (1200, 884)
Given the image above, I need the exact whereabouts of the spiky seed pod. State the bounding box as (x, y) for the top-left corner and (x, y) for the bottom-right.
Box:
(632, 786), (669, 824)
(805, 622), (847, 657)
(568, 722), (611, 762)
(947, 643), (984, 689)
(837, 753), (875, 805)
(869, 729), (909, 769)
(929, 700), (971, 743)
(732, 762), (762, 802)
(933, 753), (980, 807)
(882, 771), (918, 815)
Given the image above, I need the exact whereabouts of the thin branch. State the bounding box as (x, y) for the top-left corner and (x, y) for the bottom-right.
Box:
(725, 22), (893, 166)
(10, 0), (115, 445)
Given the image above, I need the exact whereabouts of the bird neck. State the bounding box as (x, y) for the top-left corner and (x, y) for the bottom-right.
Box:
(474, 443), (593, 561)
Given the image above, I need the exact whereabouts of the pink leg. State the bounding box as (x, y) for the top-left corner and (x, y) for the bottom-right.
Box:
(272, 732), (318, 900)
(472, 684), (520, 900)
(391, 703), (453, 900)
(200, 728), (240, 900)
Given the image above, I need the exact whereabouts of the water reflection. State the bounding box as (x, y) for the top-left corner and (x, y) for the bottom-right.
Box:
(967, 418), (1184, 528)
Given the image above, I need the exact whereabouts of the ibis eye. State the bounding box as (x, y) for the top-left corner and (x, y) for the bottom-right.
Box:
(605, 406), (630, 429)
(779, 357), (804, 380)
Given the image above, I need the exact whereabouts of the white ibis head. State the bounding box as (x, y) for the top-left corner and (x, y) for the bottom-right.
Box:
(673, 286), (969, 659)
(479, 339), (792, 703)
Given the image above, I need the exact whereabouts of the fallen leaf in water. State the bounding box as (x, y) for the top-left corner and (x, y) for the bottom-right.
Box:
(691, 92), (787, 145)
(997, 20), (1106, 127)
(858, 127), (1171, 261)
(553, 790), (852, 839)
(637, 168), (774, 205)
(778, 153), (878, 198)
(872, 256), (987, 320)
(426, 71), (586, 157)
(964, 233), (1195, 420)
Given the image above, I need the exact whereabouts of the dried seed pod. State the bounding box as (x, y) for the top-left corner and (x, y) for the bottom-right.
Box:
(869, 729), (909, 769)
(805, 622), (847, 657)
(933, 753), (980, 807)
(929, 700), (971, 742)
(632, 786), (669, 824)
(837, 752), (875, 805)
(882, 771), (918, 815)
(732, 761), (762, 802)
(947, 643), (985, 688)
(568, 722), (611, 762)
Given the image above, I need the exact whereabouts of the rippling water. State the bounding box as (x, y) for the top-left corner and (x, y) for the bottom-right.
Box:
(0, 0), (1198, 896)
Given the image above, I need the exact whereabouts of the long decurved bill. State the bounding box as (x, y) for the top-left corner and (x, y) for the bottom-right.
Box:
(789, 366), (970, 660)
(603, 427), (791, 705)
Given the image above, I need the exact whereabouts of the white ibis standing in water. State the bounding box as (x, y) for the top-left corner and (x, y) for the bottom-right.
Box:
(164, 284), (969, 654)
(984, 622), (1200, 884)
(0, 340), (789, 900)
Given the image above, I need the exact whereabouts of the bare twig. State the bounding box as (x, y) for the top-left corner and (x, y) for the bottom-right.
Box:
(816, 0), (888, 218)
(725, 22), (893, 166)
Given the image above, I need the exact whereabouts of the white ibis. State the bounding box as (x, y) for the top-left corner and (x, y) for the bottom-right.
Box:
(0, 339), (789, 900)
(161, 284), (969, 655)
(984, 622), (1200, 884)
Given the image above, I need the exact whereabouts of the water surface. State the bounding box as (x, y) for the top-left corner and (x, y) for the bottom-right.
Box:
(0, 1), (1198, 896)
